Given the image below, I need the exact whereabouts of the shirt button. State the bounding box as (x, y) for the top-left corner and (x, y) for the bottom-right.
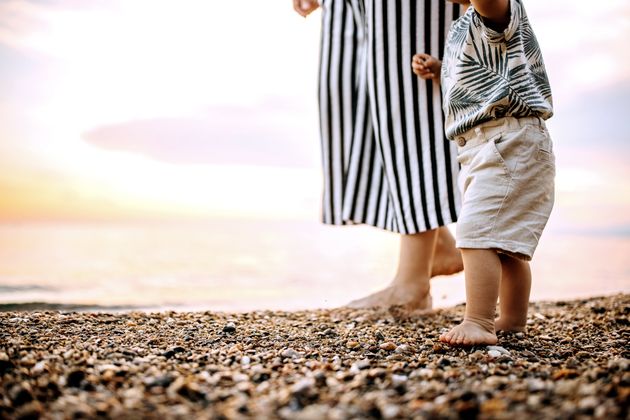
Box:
(457, 137), (466, 147)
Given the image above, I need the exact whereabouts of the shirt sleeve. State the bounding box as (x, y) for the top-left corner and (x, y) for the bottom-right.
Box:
(473, 0), (521, 43)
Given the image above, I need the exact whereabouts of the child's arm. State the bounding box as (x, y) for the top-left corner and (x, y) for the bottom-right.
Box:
(412, 53), (442, 83)
(469, 0), (510, 31)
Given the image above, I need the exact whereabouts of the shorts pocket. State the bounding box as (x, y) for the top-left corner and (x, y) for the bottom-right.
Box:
(537, 147), (553, 163)
(533, 128), (555, 165)
(488, 134), (511, 177)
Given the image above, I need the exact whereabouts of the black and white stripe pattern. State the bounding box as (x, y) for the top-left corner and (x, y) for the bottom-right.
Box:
(318, 0), (461, 234)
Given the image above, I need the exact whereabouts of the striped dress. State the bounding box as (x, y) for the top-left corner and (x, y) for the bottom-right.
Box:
(318, 0), (462, 234)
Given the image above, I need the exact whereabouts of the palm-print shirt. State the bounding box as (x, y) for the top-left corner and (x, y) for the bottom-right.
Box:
(441, 0), (553, 140)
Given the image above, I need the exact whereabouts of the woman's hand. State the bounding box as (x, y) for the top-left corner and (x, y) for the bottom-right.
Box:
(293, 0), (320, 17)
(412, 53), (442, 83)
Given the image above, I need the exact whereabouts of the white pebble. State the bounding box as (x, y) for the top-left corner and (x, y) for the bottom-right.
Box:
(381, 404), (401, 419)
(486, 345), (510, 355)
(391, 374), (408, 387)
(487, 350), (502, 359)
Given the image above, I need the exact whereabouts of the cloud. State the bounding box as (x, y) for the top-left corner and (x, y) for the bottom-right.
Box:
(82, 103), (320, 168)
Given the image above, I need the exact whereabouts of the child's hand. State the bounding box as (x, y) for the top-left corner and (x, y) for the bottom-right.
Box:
(293, 0), (319, 17)
(412, 53), (442, 82)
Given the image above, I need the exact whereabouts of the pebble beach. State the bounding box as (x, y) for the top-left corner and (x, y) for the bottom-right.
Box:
(1, 294), (628, 419)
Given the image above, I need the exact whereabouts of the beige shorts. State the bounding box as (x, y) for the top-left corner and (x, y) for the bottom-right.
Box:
(454, 116), (555, 260)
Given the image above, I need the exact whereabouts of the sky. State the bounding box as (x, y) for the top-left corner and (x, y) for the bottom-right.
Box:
(0, 0), (629, 234)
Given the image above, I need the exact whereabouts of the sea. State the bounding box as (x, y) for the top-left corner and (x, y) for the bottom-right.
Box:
(0, 219), (628, 312)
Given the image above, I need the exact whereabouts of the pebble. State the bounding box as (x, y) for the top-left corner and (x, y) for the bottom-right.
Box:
(379, 342), (397, 351)
(351, 359), (370, 371)
(222, 322), (236, 333)
(487, 350), (502, 359)
(391, 374), (408, 387)
(526, 378), (548, 392)
(31, 361), (48, 375)
(281, 348), (303, 359)
(394, 344), (409, 354)
(578, 396), (599, 411)
(487, 345), (510, 355)
(291, 378), (314, 395)
(381, 404), (401, 419)
(346, 340), (360, 349)
(0, 293), (626, 419)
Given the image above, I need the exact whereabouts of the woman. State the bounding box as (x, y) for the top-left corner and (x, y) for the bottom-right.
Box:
(294, 0), (463, 309)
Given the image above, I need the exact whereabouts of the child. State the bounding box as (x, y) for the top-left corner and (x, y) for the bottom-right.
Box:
(412, 0), (555, 345)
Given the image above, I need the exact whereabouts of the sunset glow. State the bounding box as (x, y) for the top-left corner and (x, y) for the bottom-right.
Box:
(1, 0), (629, 231)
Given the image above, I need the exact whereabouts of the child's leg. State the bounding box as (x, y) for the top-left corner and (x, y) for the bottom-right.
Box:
(495, 254), (531, 332)
(440, 249), (500, 346)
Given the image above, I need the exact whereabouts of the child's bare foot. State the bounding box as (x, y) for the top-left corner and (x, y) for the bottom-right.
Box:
(439, 320), (498, 346)
(495, 318), (526, 332)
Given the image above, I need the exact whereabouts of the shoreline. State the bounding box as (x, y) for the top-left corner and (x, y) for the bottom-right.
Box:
(2, 291), (628, 313)
(1, 294), (628, 418)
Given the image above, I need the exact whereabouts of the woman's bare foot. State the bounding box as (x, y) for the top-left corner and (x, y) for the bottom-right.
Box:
(495, 318), (526, 332)
(439, 320), (498, 346)
(431, 227), (463, 277)
(347, 283), (432, 310)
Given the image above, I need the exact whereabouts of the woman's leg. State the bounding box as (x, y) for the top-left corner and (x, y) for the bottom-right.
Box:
(348, 228), (439, 309)
(347, 225), (461, 308)
(432, 226), (463, 277)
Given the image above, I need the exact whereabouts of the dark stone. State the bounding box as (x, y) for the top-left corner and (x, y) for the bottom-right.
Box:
(80, 382), (96, 392)
(460, 391), (477, 401)
(40, 381), (61, 401)
(223, 323), (236, 333)
(455, 399), (480, 420)
(10, 387), (34, 407)
(177, 384), (206, 402)
(145, 375), (174, 388)
(0, 359), (14, 374)
(252, 371), (271, 383)
(66, 370), (86, 388)
(121, 349), (137, 357)
(323, 329), (337, 337)
(162, 350), (176, 359)
(394, 383), (407, 395)
(162, 347), (185, 359)
(314, 371), (327, 388)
